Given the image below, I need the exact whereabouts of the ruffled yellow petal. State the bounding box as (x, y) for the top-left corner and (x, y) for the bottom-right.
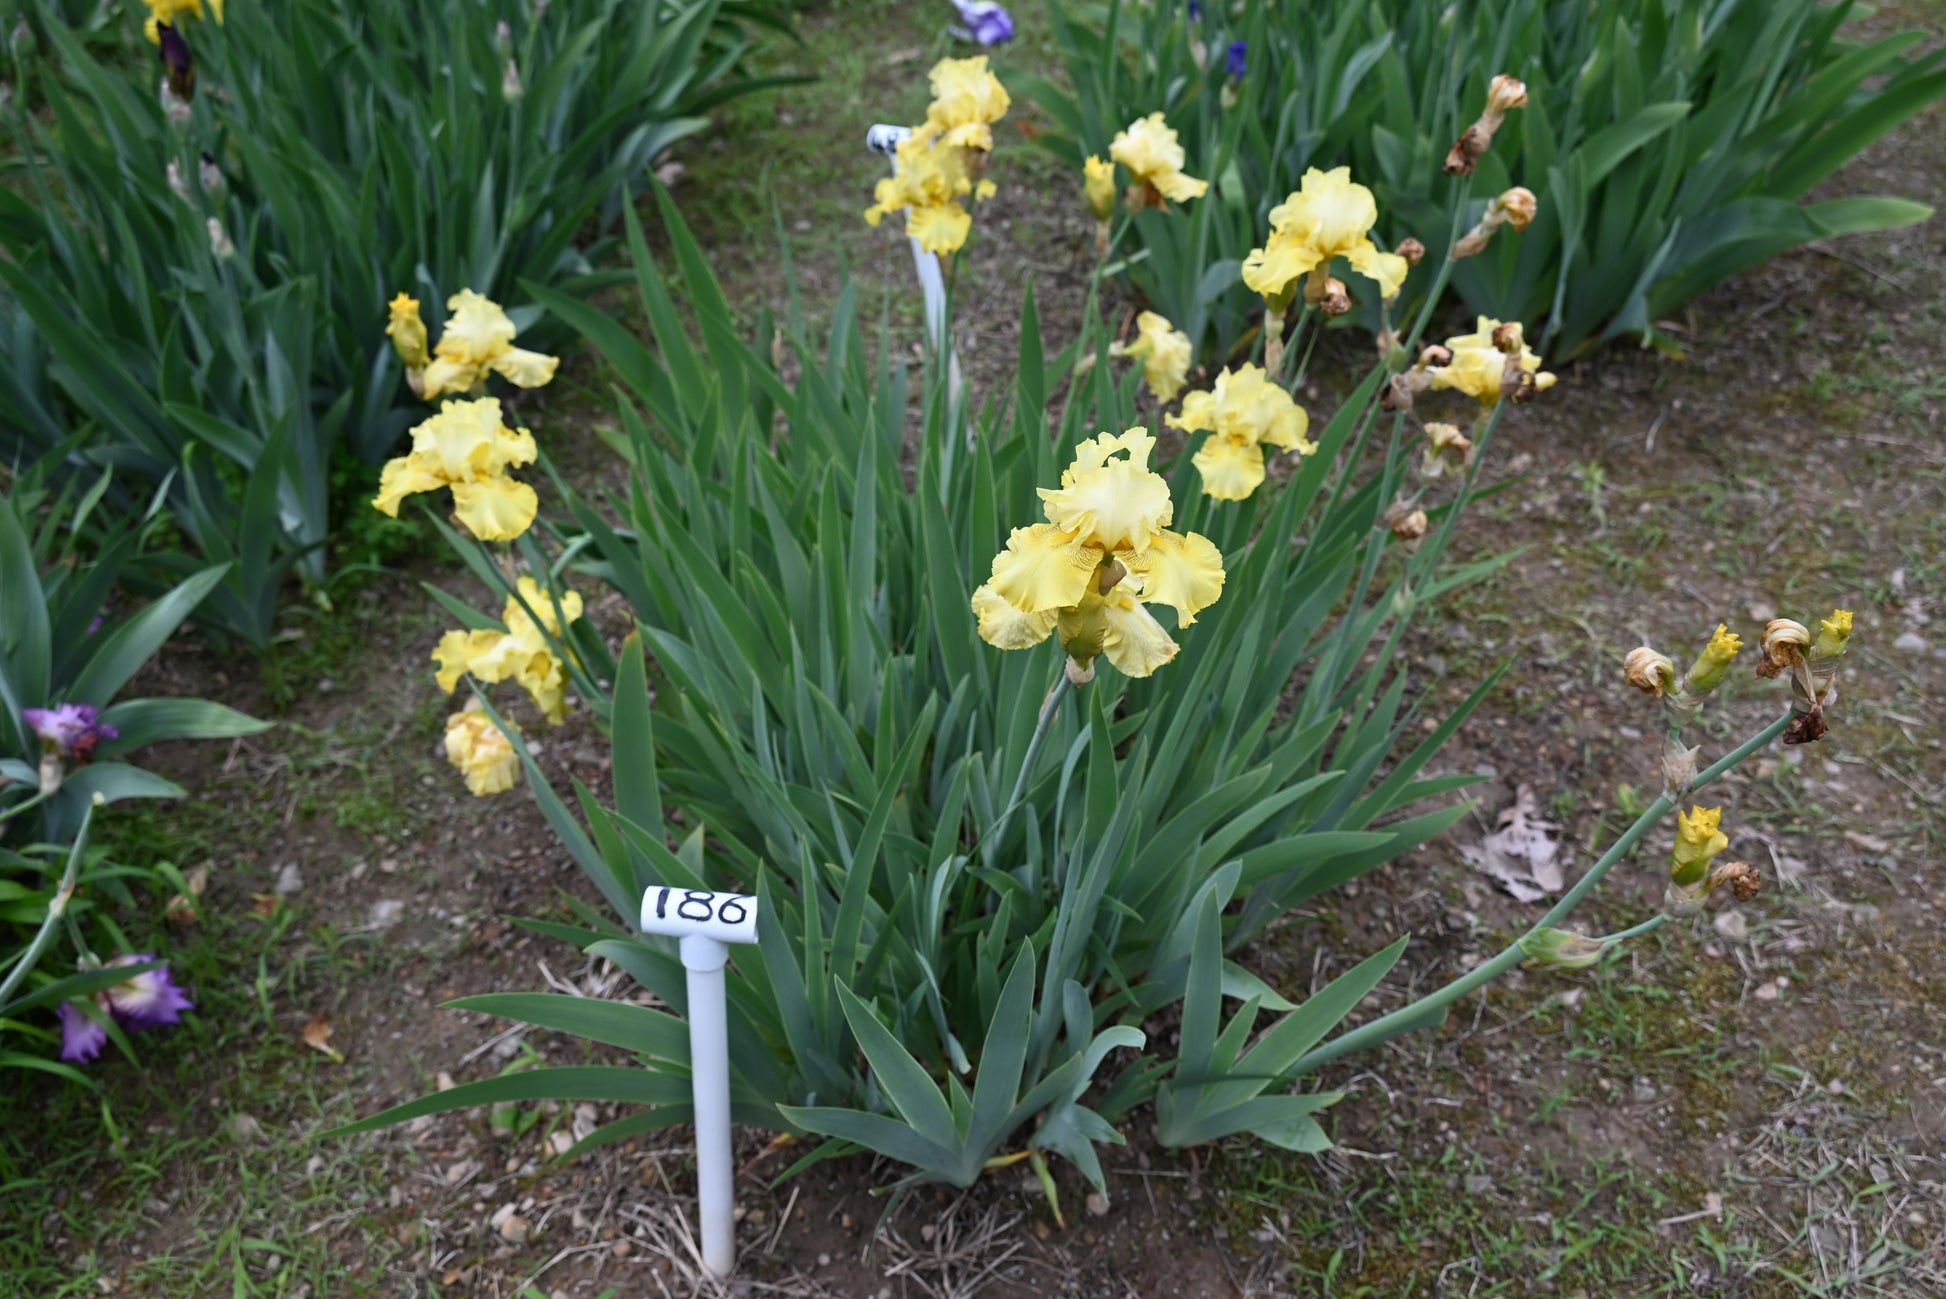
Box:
(1192, 433), (1266, 502)
(1125, 311), (1191, 404)
(505, 576), (584, 640)
(513, 652), (570, 723)
(908, 203), (974, 255)
(450, 474), (538, 542)
(489, 346), (560, 390)
(1167, 390), (1217, 435)
(1109, 113), (1205, 204)
(987, 524), (1103, 613)
(432, 629), (505, 694)
(372, 453), (445, 517)
(1152, 170), (1210, 203)
(445, 706), (521, 796)
(939, 122), (994, 153)
(973, 584), (1057, 650)
(419, 356), (472, 401)
(1241, 237), (1315, 300)
(1095, 589), (1180, 677)
(436, 289), (519, 367)
(925, 56), (1010, 140)
(1125, 528), (1225, 625)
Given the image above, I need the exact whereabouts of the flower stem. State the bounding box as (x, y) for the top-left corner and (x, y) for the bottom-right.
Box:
(0, 787), (52, 826)
(1597, 914), (1670, 946)
(1291, 710), (1792, 1075)
(986, 673), (1075, 861)
(0, 797), (97, 1012)
(1401, 178), (1475, 355)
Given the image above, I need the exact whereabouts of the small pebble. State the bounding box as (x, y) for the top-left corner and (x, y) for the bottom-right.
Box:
(1893, 632), (1928, 654)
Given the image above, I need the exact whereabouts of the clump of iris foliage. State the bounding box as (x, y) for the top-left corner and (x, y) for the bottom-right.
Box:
(0, 0), (796, 643)
(1, 461), (266, 1084)
(1021, 0), (1942, 364)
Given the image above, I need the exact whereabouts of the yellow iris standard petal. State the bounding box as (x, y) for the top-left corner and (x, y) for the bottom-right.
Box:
(925, 56), (1010, 145)
(1192, 433), (1267, 502)
(414, 289), (559, 398)
(987, 524), (1103, 613)
(1125, 528), (1225, 625)
(451, 474), (539, 542)
(1247, 166), (1405, 302)
(973, 585), (1058, 650)
(444, 706), (521, 797)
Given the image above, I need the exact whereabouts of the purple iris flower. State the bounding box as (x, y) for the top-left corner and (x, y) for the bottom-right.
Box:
(57, 955), (194, 1065)
(950, 0), (1014, 46)
(1188, 1), (1202, 20)
(1227, 40), (1247, 82)
(58, 1001), (109, 1063)
(22, 703), (117, 762)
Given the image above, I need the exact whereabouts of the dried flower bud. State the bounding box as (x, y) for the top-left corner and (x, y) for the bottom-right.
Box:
(1396, 237), (1426, 265)
(159, 77), (192, 126)
(1490, 321), (1525, 354)
(38, 751), (64, 796)
(1624, 647), (1677, 697)
(198, 152), (225, 201)
(1487, 74), (1529, 115)
(1386, 506), (1429, 541)
(1660, 741), (1699, 797)
(1418, 344), (1453, 368)
(1444, 124), (1490, 176)
(1425, 422), (1471, 456)
(495, 18), (515, 60)
(1706, 860), (1762, 902)
(1663, 881), (1705, 919)
(502, 59), (524, 103)
(1319, 277), (1352, 317)
(1495, 187), (1537, 233)
(206, 217), (234, 260)
(1756, 618), (1810, 679)
(1064, 656), (1096, 687)
(167, 159), (192, 201)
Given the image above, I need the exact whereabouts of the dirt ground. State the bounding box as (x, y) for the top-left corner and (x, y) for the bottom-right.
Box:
(6, 3), (1946, 1297)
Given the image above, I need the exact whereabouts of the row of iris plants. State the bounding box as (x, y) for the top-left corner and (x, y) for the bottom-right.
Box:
(330, 55), (1853, 1213)
(1022, 0), (1944, 367)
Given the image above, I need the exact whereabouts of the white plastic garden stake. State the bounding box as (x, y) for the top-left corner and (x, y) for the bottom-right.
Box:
(866, 123), (966, 421)
(639, 886), (760, 1279)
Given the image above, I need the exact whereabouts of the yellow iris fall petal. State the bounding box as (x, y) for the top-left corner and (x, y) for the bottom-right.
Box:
(419, 290), (560, 401)
(373, 397), (540, 541)
(1242, 167), (1407, 303)
(1109, 113), (1208, 206)
(1167, 363), (1313, 501)
(444, 702), (521, 797)
(977, 428), (1223, 677)
(1427, 316), (1555, 405)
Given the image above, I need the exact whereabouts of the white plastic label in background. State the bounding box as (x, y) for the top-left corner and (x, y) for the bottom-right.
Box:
(639, 887), (760, 944)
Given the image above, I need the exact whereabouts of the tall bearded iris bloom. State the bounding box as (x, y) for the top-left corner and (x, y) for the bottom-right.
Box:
(142, 0), (219, 43)
(23, 704), (118, 762)
(1166, 364), (1314, 501)
(864, 123), (997, 254)
(972, 428), (1224, 677)
(372, 398), (539, 542)
(1109, 113), (1208, 210)
(58, 955), (194, 1064)
(433, 577), (586, 723)
(417, 291), (560, 401)
(1243, 167), (1409, 307)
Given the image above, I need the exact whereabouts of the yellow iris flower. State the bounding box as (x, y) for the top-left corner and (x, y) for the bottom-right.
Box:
(373, 398), (539, 542)
(419, 290), (560, 401)
(1670, 805), (1730, 887)
(924, 56), (1010, 153)
(433, 577), (586, 724)
(1684, 624), (1743, 694)
(864, 123), (997, 255)
(1427, 316), (1556, 405)
(1167, 363), (1314, 501)
(444, 701), (521, 797)
(143, 0), (219, 43)
(972, 428), (1225, 678)
(1109, 113), (1209, 208)
(1084, 155), (1116, 221)
(1242, 167), (1408, 305)
(387, 293), (429, 369)
(1812, 609), (1852, 659)
(1120, 311), (1192, 404)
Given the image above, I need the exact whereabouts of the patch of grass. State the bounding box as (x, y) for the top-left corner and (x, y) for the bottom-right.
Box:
(0, 906), (408, 1299)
